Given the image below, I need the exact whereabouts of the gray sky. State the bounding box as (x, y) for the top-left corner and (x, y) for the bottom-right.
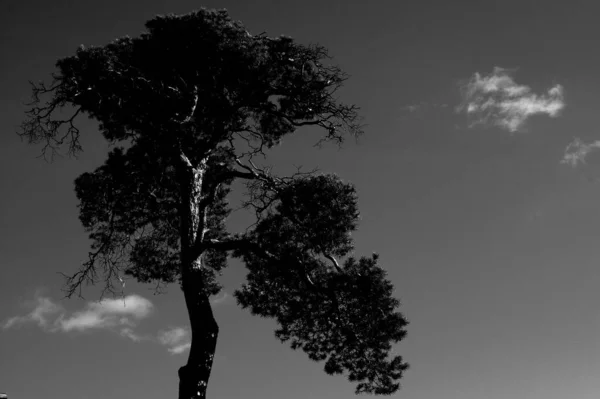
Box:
(2, 0), (600, 398)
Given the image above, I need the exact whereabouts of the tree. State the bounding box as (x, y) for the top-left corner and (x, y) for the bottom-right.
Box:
(19, 8), (409, 399)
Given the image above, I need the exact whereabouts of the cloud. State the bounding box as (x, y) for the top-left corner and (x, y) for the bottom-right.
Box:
(2, 296), (63, 329)
(3, 294), (197, 355)
(158, 326), (192, 355)
(2, 294), (153, 343)
(457, 67), (565, 132)
(120, 327), (144, 342)
(58, 295), (153, 332)
(561, 138), (600, 167)
(167, 342), (192, 355)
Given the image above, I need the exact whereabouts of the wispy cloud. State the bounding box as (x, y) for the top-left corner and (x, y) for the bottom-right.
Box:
(457, 67), (565, 132)
(2, 296), (62, 330)
(3, 294), (199, 354)
(120, 327), (144, 342)
(2, 294), (153, 343)
(58, 295), (153, 332)
(158, 327), (191, 355)
(561, 138), (600, 167)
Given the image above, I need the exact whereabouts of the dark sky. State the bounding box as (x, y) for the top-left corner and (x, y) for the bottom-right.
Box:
(2, 1), (600, 398)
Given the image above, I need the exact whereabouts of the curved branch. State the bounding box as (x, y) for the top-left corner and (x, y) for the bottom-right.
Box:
(324, 252), (343, 273)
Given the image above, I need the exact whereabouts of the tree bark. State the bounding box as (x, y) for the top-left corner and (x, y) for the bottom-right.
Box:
(177, 153), (218, 399)
(178, 272), (219, 399)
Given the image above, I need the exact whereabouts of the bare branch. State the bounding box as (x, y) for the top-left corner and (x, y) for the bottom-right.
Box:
(60, 192), (130, 299)
(18, 78), (85, 160)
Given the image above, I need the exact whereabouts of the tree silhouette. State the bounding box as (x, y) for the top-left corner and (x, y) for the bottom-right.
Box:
(19, 8), (408, 399)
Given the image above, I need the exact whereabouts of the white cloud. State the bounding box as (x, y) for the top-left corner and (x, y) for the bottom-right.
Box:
(2, 296), (63, 329)
(4, 294), (193, 355)
(561, 138), (600, 167)
(158, 326), (191, 355)
(120, 327), (144, 342)
(58, 295), (153, 332)
(168, 342), (192, 355)
(457, 67), (565, 132)
(158, 326), (188, 345)
(2, 294), (153, 343)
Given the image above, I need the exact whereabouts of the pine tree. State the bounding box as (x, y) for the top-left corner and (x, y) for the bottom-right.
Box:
(19, 8), (408, 398)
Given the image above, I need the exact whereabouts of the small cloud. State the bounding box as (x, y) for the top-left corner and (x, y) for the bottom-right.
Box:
(168, 342), (192, 355)
(561, 137), (600, 167)
(58, 295), (153, 332)
(2, 296), (63, 330)
(158, 326), (191, 355)
(119, 327), (145, 342)
(158, 326), (188, 345)
(457, 67), (565, 132)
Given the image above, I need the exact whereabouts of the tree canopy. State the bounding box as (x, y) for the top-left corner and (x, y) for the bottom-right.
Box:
(20, 8), (408, 397)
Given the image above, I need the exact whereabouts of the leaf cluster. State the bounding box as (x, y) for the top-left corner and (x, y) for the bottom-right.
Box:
(235, 175), (409, 394)
(20, 8), (361, 161)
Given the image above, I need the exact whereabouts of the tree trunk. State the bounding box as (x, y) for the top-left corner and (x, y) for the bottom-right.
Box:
(178, 272), (219, 399)
(176, 153), (218, 399)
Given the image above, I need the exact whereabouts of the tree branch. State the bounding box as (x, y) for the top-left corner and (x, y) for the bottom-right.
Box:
(61, 200), (123, 299)
(324, 253), (344, 273)
(179, 85), (199, 124)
